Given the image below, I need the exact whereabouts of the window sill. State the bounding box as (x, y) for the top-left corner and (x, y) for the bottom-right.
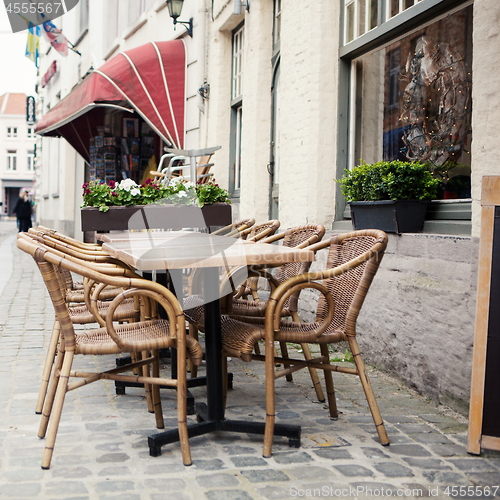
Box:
(124, 15), (148, 40)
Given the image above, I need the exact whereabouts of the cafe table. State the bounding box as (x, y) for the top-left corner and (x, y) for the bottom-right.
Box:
(102, 230), (315, 457)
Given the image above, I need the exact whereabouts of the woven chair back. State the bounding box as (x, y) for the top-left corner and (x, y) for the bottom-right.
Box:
(275, 224), (326, 311)
(316, 232), (386, 336)
(246, 220), (280, 242)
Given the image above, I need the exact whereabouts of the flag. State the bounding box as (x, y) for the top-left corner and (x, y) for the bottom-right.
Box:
(25, 23), (40, 67)
(42, 20), (69, 57)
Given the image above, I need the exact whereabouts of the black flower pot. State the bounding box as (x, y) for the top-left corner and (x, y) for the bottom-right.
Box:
(349, 200), (429, 234)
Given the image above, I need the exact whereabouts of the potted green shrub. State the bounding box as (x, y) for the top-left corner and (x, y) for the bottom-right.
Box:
(337, 160), (439, 233)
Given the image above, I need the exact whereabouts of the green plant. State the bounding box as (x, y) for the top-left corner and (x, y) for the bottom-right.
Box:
(337, 160), (439, 202)
(330, 348), (354, 364)
(196, 179), (231, 206)
(82, 177), (230, 212)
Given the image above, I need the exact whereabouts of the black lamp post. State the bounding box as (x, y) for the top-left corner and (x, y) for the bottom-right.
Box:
(166, 0), (193, 37)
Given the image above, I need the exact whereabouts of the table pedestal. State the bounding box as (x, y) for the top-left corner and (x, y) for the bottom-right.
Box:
(147, 266), (301, 457)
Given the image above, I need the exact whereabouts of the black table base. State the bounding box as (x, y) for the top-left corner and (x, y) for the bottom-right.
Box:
(148, 402), (301, 457)
(146, 266), (302, 458)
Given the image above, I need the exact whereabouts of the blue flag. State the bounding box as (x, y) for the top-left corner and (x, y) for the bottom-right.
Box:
(25, 23), (41, 67)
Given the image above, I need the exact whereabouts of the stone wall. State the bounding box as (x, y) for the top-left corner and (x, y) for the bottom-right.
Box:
(299, 231), (477, 414)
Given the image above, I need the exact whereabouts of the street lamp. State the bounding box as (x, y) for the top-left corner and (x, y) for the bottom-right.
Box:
(166, 0), (193, 37)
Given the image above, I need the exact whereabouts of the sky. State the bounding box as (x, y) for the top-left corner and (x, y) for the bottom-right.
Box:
(0, 6), (38, 98)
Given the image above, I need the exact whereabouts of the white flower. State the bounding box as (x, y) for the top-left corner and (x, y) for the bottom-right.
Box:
(177, 191), (187, 198)
(184, 181), (196, 189)
(130, 187), (141, 196)
(119, 179), (138, 192)
(169, 177), (183, 187)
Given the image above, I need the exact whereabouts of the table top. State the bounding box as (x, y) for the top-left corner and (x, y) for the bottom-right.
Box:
(102, 231), (315, 270)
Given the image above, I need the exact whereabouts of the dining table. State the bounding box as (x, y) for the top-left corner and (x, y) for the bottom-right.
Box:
(101, 230), (316, 457)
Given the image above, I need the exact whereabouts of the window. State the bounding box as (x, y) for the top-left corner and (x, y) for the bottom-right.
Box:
(344, 0), (424, 44)
(274, 0), (281, 48)
(349, 5), (473, 200)
(27, 127), (34, 138)
(230, 25), (245, 195)
(80, 0), (89, 33)
(7, 127), (17, 138)
(232, 26), (244, 100)
(7, 150), (17, 170)
(128, 0), (146, 24)
(27, 150), (35, 171)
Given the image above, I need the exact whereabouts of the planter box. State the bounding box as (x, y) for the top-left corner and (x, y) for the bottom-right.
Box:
(81, 203), (231, 232)
(349, 200), (429, 234)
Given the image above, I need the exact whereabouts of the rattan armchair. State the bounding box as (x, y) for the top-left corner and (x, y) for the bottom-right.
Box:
(218, 229), (390, 457)
(17, 234), (202, 469)
(210, 218), (256, 237)
(21, 232), (141, 414)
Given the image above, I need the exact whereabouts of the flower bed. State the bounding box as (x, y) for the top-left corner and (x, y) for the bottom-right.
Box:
(82, 177), (230, 212)
(81, 177), (232, 232)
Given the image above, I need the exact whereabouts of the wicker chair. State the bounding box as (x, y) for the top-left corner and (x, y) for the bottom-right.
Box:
(22, 232), (139, 414)
(17, 234), (202, 469)
(218, 229), (390, 457)
(210, 218), (256, 237)
(185, 220), (280, 377)
(185, 224), (327, 399)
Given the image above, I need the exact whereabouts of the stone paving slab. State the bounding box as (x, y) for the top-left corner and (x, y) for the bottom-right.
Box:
(1, 220), (500, 499)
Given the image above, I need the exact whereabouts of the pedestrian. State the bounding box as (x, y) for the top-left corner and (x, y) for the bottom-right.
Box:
(13, 190), (33, 233)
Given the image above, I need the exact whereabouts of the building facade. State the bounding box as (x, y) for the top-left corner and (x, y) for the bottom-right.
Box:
(34, 0), (500, 411)
(0, 93), (36, 216)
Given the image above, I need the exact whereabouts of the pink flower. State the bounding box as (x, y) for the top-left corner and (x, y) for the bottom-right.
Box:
(112, 192), (117, 197)
(82, 183), (89, 189)
(109, 180), (116, 189)
(145, 178), (152, 185)
(84, 189), (91, 195)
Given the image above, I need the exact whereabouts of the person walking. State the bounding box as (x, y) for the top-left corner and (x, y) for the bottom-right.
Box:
(13, 190), (33, 232)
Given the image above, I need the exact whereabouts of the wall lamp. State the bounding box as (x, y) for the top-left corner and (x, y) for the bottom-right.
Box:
(166, 0), (193, 37)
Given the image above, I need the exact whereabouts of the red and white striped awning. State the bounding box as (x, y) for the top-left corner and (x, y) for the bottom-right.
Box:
(35, 40), (186, 161)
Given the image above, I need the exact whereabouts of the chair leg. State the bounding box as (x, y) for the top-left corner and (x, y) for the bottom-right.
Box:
(140, 351), (154, 413)
(301, 343), (326, 403)
(41, 349), (74, 469)
(175, 336), (192, 466)
(348, 337), (389, 446)
(222, 354), (228, 410)
(39, 343), (65, 439)
(36, 319), (60, 414)
(188, 324), (198, 378)
(151, 349), (164, 429)
(320, 344), (338, 418)
(263, 335), (276, 458)
(279, 341), (293, 382)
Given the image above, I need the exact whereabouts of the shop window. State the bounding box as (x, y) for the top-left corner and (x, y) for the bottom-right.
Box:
(7, 150), (17, 170)
(27, 150), (35, 171)
(349, 5), (472, 200)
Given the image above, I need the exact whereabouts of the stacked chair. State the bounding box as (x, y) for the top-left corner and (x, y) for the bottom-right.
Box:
(28, 227), (137, 414)
(217, 229), (390, 457)
(185, 223), (327, 402)
(18, 232), (203, 468)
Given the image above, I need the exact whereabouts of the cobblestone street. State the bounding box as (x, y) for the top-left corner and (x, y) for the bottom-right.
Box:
(1, 219), (499, 499)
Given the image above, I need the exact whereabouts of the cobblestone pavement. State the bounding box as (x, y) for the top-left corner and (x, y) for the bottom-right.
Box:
(1, 219), (500, 499)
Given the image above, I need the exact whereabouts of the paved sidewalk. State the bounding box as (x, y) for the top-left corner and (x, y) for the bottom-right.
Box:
(1, 219), (500, 500)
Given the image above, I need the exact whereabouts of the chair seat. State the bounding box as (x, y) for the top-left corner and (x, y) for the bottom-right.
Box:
(76, 319), (203, 362)
(220, 316), (346, 362)
(69, 298), (135, 324)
